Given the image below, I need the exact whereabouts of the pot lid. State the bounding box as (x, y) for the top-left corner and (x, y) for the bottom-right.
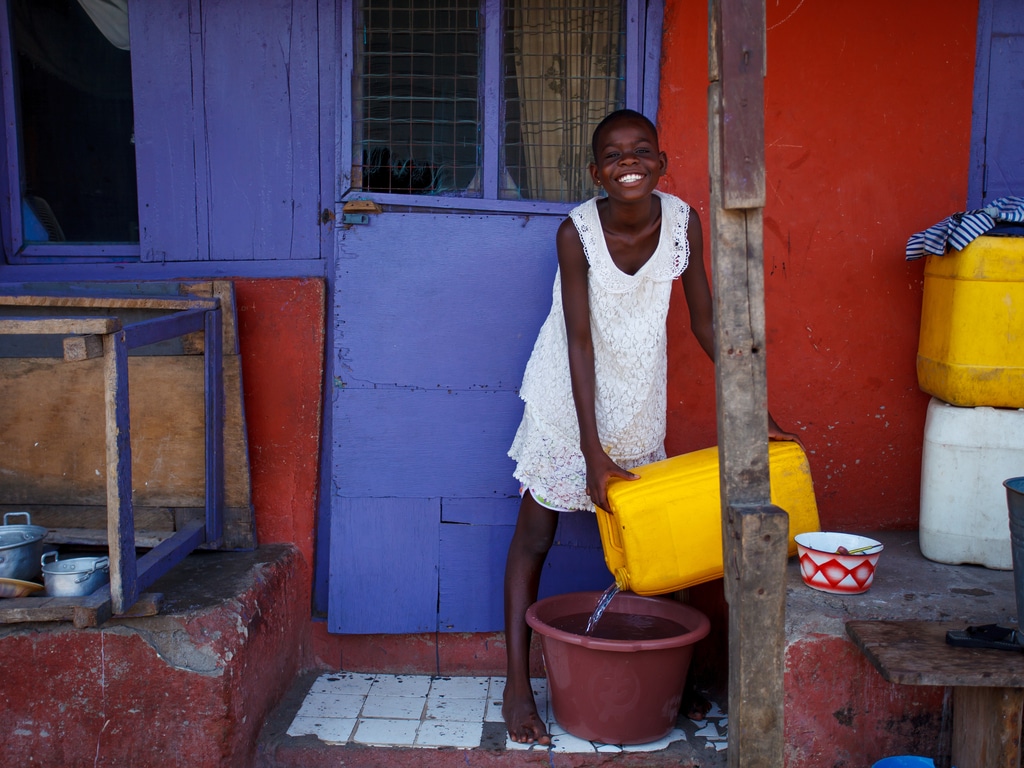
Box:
(0, 529), (44, 550)
(42, 556), (109, 575)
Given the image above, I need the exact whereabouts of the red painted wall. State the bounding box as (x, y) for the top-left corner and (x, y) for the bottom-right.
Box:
(658, 0), (978, 530)
(235, 278), (325, 569)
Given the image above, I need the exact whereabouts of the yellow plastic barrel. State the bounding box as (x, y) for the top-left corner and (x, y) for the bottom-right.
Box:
(596, 441), (820, 595)
(917, 236), (1024, 408)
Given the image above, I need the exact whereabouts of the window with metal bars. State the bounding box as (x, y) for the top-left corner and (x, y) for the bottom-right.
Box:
(345, 0), (661, 210)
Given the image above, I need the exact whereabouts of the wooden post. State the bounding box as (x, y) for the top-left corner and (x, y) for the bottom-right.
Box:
(709, 1), (789, 765)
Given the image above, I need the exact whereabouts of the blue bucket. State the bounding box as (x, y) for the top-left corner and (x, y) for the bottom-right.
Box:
(871, 758), (935, 768)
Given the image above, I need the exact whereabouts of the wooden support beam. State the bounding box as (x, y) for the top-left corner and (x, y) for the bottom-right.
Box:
(63, 334), (104, 361)
(204, 307), (225, 548)
(708, 1), (788, 765)
(711, 0), (767, 209)
(0, 316), (121, 335)
(0, 592), (163, 629)
(122, 305), (209, 350)
(0, 294), (218, 311)
(103, 328), (139, 614)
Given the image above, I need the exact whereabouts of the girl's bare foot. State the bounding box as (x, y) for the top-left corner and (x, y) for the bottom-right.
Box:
(502, 682), (552, 745)
(683, 684), (712, 721)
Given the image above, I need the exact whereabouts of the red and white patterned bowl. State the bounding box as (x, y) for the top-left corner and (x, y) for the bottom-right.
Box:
(795, 532), (883, 595)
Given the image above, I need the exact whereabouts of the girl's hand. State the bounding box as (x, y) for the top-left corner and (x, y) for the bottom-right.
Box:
(584, 450), (639, 512)
(768, 413), (805, 450)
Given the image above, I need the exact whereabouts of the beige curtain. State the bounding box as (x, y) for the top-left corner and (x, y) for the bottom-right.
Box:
(77, 0), (130, 50)
(512, 0), (622, 201)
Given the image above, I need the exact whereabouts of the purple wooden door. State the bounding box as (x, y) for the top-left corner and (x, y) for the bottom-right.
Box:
(323, 0), (664, 634)
(969, 0), (1024, 206)
(327, 213), (611, 633)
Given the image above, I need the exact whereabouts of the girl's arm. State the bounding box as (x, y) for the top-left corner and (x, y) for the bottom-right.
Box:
(557, 218), (637, 511)
(680, 210), (715, 361)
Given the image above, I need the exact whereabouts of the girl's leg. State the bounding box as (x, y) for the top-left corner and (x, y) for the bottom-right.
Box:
(502, 491), (558, 744)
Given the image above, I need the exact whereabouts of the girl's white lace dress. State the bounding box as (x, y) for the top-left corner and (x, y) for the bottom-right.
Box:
(509, 190), (692, 511)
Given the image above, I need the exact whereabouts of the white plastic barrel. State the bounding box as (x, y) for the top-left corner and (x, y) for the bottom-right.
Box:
(919, 398), (1024, 570)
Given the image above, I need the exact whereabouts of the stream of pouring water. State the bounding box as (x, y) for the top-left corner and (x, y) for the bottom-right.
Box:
(585, 582), (621, 635)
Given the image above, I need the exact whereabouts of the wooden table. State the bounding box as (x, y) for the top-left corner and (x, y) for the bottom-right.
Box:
(847, 620), (1024, 768)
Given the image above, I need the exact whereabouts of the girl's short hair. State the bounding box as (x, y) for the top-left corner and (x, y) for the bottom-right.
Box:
(591, 109), (659, 160)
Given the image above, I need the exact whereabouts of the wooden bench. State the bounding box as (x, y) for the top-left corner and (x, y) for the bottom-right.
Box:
(847, 619), (1024, 768)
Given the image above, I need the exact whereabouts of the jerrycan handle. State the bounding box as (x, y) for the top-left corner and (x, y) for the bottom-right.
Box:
(594, 506), (625, 554)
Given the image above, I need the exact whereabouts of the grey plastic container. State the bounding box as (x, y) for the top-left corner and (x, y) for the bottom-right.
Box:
(1005, 477), (1024, 627)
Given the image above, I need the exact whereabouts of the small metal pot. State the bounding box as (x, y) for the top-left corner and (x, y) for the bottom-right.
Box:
(0, 513), (47, 581)
(41, 552), (110, 597)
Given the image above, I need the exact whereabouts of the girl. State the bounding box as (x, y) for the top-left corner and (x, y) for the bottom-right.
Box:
(502, 109), (796, 745)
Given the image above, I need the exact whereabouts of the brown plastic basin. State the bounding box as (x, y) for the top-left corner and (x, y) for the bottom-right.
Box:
(526, 590), (711, 745)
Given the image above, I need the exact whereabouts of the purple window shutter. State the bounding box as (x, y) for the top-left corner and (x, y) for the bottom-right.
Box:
(131, 0), (203, 263)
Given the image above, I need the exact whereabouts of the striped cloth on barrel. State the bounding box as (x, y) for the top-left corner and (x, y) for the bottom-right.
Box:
(906, 196), (1024, 260)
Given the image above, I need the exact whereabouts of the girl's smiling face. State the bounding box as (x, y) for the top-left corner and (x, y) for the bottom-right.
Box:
(589, 116), (667, 200)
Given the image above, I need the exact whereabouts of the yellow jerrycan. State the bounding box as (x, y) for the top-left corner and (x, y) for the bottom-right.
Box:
(596, 441), (820, 595)
(917, 235), (1024, 408)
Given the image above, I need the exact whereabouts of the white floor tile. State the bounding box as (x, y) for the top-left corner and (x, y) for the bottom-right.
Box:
(294, 692), (364, 720)
(425, 693), (486, 722)
(504, 736), (543, 751)
(484, 677), (505, 722)
(307, 720), (356, 741)
(694, 721), (722, 740)
(353, 717), (421, 746)
(549, 729), (597, 753)
(286, 715), (322, 737)
(308, 672), (376, 697)
(361, 693), (426, 720)
(428, 676), (489, 699)
(415, 719), (484, 748)
(621, 728), (688, 751)
(367, 675), (432, 698)
(484, 695), (504, 723)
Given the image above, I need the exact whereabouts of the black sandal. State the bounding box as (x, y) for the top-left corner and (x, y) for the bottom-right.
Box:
(946, 623), (1024, 652)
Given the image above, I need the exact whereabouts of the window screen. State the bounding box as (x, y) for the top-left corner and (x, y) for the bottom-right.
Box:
(352, 0), (625, 204)
(354, 0), (481, 197)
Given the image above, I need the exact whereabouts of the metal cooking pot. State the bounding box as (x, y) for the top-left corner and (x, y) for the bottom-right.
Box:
(41, 552), (110, 597)
(0, 512), (47, 581)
